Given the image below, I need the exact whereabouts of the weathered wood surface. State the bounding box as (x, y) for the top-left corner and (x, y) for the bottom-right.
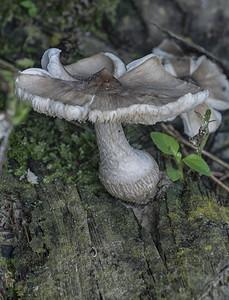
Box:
(1, 167), (229, 299)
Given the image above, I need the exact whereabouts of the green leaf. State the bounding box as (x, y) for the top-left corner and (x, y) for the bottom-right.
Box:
(166, 168), (183, 181)
(194, 111), (204, 121)
(12, 104), (30, 125)
(20, 0), (37, 17)
(20, 0), (33, 8)
(150, 132), (179, 156)
(16, 58), (35, 68)
(182, 154), (210, 176)
(28, 6), (37, 17)
(204, 109), (211, 122)
(175, 151), (182, 163)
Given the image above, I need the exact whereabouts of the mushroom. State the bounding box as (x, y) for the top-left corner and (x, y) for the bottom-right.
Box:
(153, 39), (229, 137)
(15, 48), (208, 204)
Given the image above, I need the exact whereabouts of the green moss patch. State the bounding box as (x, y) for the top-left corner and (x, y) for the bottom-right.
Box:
(6, 112), (101, 191)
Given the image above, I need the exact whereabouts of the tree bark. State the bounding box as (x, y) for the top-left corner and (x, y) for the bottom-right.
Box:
(0, 166), (229, 299)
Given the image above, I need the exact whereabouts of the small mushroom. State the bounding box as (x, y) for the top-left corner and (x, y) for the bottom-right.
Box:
(15, 48), (208, 204)
(153, 39), (229, 137)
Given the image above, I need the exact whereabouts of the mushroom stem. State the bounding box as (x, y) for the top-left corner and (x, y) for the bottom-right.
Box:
(94, 122), (160, 204)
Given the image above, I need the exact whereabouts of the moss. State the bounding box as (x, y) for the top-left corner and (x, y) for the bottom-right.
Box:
(83, 204), (93, 211)
(0, 0), (121, 65)
(188, 198), (229, 224)
(5, 112), (101, 191)
(12, 185), (117, 298)
(156, 179), (229, 299)
(165, 179), (229, 228)
(131, 245), (143, 259)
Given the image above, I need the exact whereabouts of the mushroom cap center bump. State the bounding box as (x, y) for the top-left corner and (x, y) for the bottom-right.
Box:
(88, 68), (122, 89)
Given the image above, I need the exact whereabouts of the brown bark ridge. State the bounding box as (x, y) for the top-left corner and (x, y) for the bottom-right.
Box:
(0, 167), (229, 299)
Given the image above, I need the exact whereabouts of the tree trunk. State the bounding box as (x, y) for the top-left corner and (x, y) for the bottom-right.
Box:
(0, 166), (229, 299)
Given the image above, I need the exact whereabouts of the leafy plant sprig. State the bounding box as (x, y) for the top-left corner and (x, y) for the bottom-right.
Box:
(20, 0), (37, 18)
(150, 132), (210, 181)
(190, 109), (215, 156)
(150, 109), (214, 181)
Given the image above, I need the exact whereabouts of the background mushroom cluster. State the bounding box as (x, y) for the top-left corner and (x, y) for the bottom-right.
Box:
(153, 39), (229, 137)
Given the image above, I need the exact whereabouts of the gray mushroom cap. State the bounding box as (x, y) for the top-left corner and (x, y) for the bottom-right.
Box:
(15, 48), (208, 125)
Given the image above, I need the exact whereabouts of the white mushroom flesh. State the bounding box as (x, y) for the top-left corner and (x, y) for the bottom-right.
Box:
(95, 122), (159, 203)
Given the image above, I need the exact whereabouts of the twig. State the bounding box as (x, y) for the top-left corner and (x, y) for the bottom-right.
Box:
(210, 171), (224, 178)
(210, 174), (229, 193)
(219, 172), (229, 182)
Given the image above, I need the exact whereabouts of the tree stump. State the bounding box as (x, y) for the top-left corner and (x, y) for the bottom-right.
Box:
(0, 166), (229, 299)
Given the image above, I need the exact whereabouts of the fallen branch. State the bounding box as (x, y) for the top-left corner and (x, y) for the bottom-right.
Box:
(210, 174), (229, 193)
